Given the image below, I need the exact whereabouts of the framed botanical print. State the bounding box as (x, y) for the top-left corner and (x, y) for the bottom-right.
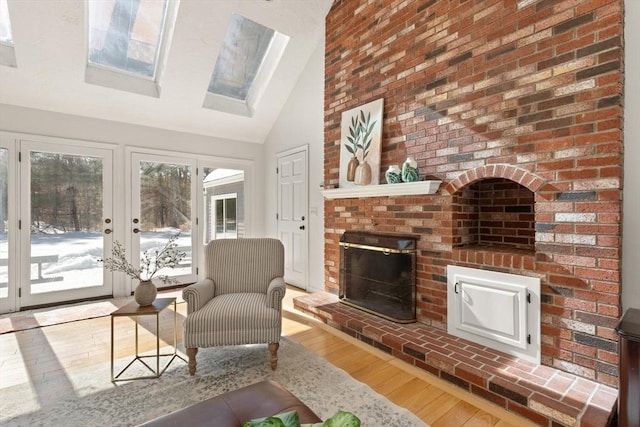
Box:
(339, 98), (383, 188)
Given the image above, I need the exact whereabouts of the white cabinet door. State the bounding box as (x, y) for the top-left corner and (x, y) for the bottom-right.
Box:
(447, 265), (541, 363)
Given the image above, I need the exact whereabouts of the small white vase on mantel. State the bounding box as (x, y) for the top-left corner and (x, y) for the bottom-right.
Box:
(401, 156), (419, 182)
(385, 165), (401, 184)
(134, 280), (157, 306)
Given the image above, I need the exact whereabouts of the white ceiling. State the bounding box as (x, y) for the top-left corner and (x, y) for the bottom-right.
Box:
(0, 0), (332, 144)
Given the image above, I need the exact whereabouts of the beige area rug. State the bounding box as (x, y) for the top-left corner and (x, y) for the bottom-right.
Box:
(0, 289), (184, 335)
(0, 337), (428, 427)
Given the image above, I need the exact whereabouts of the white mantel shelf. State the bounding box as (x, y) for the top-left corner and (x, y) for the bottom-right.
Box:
(322, 180), (442, 199)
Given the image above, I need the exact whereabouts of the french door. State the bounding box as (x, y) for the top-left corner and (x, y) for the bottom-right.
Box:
(0, 140), (15, 313)
(18, 140), (114, 308)
(128, 152), (252, 292)
(0, 135), (254, 313)
(130, 153), (197, 288)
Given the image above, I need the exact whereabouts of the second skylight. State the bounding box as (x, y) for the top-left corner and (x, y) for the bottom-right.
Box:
(208, 14), (275, 101)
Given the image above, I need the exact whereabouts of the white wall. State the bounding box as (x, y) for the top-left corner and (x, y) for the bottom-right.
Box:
(623, 0), (640, 311)
(0, 103), (266, 237)
(263, 40), (326, 292)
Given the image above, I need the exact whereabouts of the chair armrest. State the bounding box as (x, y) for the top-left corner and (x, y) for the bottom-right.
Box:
(182, 279), (215, 314)
(266, 277), (286, 310)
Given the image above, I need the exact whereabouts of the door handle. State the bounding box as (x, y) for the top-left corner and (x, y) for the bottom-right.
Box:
(104, 229), (112, 234)
(133, 228), (140, 234)
(299, 225), (305, 230)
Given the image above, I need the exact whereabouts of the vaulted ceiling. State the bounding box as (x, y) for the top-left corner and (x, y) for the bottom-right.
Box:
(0, 0), (332, 144)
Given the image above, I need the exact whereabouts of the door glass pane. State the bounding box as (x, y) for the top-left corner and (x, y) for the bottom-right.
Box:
(0, 148), (7, 298)
(29, 152), (104, 293)
(215, 199), (224, 236)
(203, 168), (244, 243)
(139, 161), (191, 278)
(226, 198), (236, 233)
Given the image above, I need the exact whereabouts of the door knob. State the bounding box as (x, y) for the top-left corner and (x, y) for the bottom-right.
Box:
(299, 225), (305, 230)
(133, 228), (140, 233)
(104, 229), (112, 234)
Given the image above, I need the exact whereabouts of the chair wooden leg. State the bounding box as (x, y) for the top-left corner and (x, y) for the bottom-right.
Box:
(269, 342), (279, 370)
(187, 347), (198, 376)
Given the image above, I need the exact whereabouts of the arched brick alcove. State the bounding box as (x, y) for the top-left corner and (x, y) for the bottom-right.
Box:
(446, 166), (545, 253)
(442, 164), (547, 195)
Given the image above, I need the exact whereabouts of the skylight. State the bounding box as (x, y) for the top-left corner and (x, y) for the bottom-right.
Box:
(203, 14), (289, 117)
(88, 0), (167, 79)
(208, 14), (274, 101)
(85, 0), (179, 97)
(0, 0), (13, 45)
(0, 0), (16, 67)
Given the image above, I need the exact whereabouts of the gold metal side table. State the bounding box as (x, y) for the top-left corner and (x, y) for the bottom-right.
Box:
(110, 297), (185, 382)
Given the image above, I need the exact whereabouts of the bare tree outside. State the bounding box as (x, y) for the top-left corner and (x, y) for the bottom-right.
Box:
(139, 161), (191, 231)
(30, 152), (103, 233)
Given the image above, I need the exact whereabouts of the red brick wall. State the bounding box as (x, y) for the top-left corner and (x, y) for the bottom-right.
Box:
(323, 0), (623, 386)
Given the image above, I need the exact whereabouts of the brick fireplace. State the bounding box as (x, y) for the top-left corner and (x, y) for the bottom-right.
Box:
(314, 0), (623, 422)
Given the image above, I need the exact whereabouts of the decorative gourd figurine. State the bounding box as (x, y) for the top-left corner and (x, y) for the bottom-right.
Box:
(385, 165), (401, 184)
(401, 156), (419, 182)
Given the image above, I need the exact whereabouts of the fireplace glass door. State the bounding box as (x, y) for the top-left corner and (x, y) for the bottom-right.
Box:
(339, 232), (417, 323)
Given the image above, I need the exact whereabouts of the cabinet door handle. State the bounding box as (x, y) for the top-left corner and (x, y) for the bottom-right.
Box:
(133, 228), (140, 234)
(299, 225), (305, 230)
(104, 229), (112, 234)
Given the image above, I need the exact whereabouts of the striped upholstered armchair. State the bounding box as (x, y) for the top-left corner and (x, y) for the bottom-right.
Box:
(182, 238), (286, 375)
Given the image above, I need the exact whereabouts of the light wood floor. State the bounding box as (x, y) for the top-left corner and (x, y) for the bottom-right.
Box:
(0, 289), (536, 427)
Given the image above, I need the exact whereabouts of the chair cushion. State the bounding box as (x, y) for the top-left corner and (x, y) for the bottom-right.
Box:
(184, 293), (282, 347)
(205, 238), (284, 295)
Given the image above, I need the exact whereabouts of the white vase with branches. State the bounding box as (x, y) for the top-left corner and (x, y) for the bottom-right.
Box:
(100, 234), (186, 306)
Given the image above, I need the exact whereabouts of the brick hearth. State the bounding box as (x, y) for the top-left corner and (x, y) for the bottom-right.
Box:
(294, 292), (617, 427)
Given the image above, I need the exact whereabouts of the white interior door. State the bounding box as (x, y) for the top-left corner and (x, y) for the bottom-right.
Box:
(19, 140), (114, 308)
(277, 147), (308, 289)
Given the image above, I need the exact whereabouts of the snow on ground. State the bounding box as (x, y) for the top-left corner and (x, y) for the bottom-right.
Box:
(0, 229), (191, 296)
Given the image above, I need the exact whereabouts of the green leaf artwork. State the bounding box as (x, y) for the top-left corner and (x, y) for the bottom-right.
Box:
(344, 109), (377, 161)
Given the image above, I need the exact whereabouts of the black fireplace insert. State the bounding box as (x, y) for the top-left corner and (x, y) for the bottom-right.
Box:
(339, 231), (417, 323)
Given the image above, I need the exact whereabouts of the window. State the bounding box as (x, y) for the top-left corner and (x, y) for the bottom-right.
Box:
(203, 14), (289, 117)
(86, 0), (179, 97)
(203, 168), (244, 242)
(0, 0), (16, 67)
(213, 194), (237, 239)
